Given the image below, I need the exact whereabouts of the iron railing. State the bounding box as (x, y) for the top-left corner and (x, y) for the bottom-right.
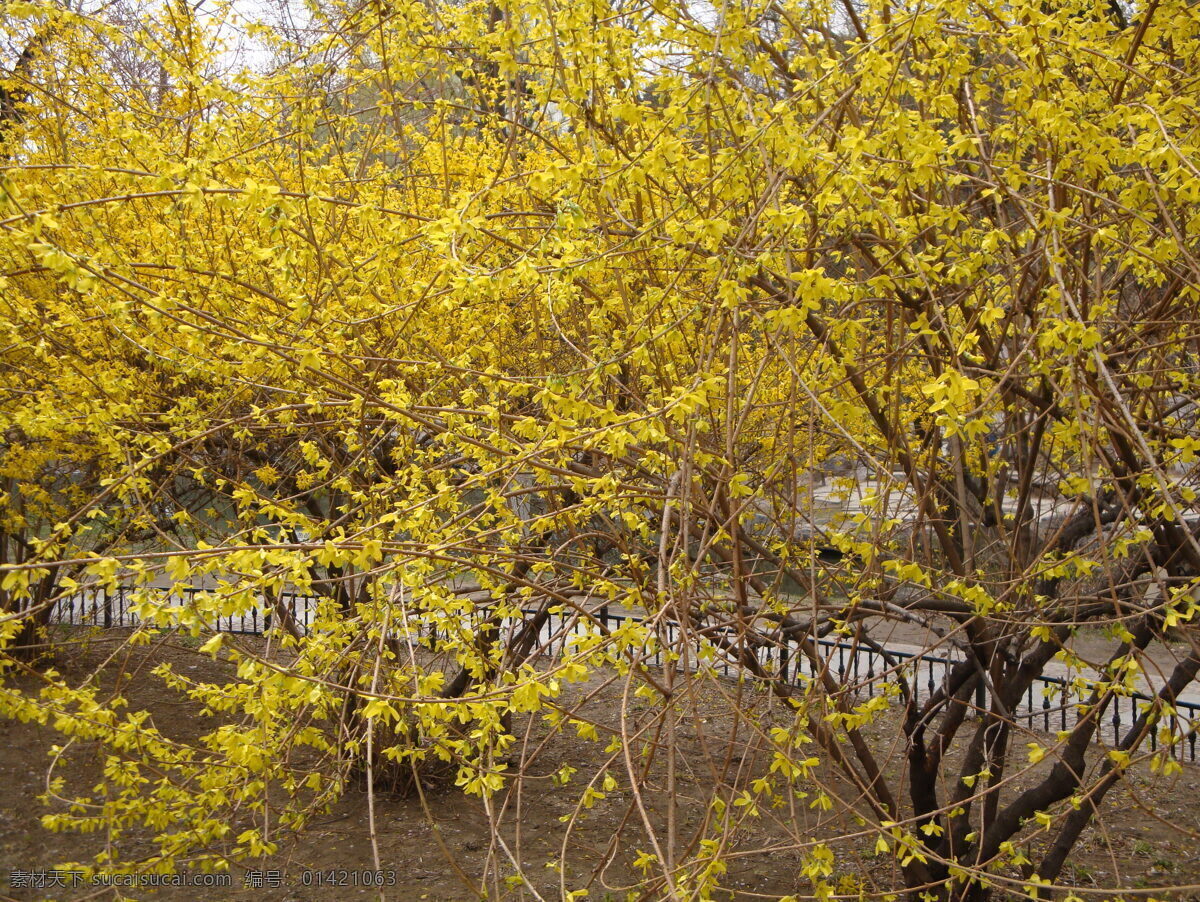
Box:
(48, 587), (1200, 762)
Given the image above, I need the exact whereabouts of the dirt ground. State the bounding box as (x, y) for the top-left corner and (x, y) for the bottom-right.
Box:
(2, 629), (1200, 902)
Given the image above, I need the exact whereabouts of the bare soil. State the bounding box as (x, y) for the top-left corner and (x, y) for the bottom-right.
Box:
(1, 630), (1199, 901)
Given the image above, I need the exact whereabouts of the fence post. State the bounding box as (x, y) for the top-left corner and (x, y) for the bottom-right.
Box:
(103, 588), (112, 629)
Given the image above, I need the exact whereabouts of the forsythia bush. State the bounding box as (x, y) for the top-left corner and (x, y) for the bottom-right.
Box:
(2, 0), (1200, 898)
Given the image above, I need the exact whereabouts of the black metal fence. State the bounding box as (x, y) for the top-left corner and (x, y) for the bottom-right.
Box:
(483, 607), (1200, 764)
(49, 587), (1200, 762)
(51, 585), (322, 634)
